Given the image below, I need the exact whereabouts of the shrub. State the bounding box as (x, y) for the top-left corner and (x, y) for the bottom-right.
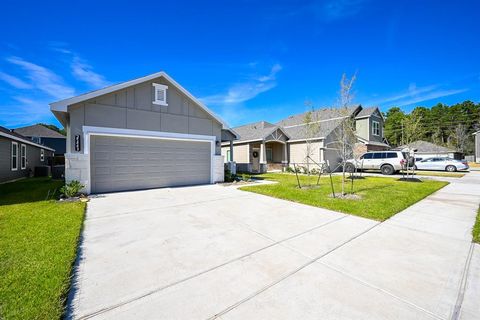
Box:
(225, 169), (235, 182)
(285, 166), (294, 173)
(60, 180), (84, 198)
(310, 168), (319, 175)
(241, 173), (252, 181)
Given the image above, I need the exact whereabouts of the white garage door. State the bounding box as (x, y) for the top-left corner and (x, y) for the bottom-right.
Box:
(90, 135), (211, 193)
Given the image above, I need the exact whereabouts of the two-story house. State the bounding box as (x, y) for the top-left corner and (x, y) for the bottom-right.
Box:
(221, 106), (389, 173)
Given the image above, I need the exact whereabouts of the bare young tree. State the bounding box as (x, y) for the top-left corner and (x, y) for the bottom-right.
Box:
(327, 73), (357, 196)
(302, 100), (321, 176)
(449, 124), (468, 153)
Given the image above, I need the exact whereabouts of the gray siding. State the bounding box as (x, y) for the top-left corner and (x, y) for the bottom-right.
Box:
(368, 114), (384, 143)
(355, 110), (384, 143)
(476, 133), (480, 163)
(68, 76), (223, 155)
(0, 136), (53, 183)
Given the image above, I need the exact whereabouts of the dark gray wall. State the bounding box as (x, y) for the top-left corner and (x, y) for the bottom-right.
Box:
(0, 136), (54, 183)
(30, 137), (65, 155)
(368, 112), (384, 143)
(68, 76), (223, 155)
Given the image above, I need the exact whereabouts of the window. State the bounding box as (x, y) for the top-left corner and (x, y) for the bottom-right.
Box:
(385, 152), (398, 158)
(21, 144), (26, 169)
(11, 142), (18, 171)
(373, 152), (384, 159)
(226, 150), (231, 161)
(362, 153), (373, 159)
(152, 83), (168, 106)
(40, 149), (45, 162)
(372, 121), (380, 136)
(266, 148), (273, 162)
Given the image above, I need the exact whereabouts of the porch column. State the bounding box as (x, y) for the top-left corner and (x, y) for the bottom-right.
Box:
(259, 141), (267, 164)
(229, 140), (234, 161)
(282, 143), (288, 164)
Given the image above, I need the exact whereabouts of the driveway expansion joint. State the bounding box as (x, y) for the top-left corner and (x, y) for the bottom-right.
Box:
(76, 215), (349, 319)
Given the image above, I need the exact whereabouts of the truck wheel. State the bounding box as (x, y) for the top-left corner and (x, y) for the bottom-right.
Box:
(381, 164), (394, 175)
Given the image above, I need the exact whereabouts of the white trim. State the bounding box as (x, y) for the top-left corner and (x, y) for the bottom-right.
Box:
(287, 137), (325, 143)
(40, 148), (45, 162)
(81, 126), (216, 191)
(372, 120), (380, 136)
(152, 83), (168, 106)
(49, 71), (234, 132)
(11, 142), (18, 171)
(0, 131), (55, 151)
(20, 144), (26, 169)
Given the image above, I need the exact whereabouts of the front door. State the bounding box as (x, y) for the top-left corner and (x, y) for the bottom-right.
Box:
(252, 148), (260, 172)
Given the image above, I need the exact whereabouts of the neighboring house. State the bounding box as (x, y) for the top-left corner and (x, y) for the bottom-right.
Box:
(13, 124), (66, 160)
(0, 126), (54, 183)
(221, 106), (389, 173)
(475, 131), (480, 163)
(394, 140), (463, 160)
(49, 71), (237, 194)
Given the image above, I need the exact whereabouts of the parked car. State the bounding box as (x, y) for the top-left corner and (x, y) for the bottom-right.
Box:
(345, 151), (407, 175)
(414, 157), (469, 172)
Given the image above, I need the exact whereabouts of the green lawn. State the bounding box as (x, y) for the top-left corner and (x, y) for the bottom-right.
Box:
(240, 173), (448, 221)
(0, 178), (86, 320)
(473, 207), (480, 243)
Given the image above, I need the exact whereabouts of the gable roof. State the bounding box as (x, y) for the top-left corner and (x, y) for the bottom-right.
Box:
(0, 126), (55, 151)
(13, 124), (65, 139)
(276, 106), (359, 128)
(355, 106), (384, 120)
(232, 121), (290, 143)
(396, 140), (456, 153)
(49, 71), (238, 137)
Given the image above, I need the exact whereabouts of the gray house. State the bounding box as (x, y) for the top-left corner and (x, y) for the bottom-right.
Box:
(13, 124), (66, 160)
(50, 71), (237, 194)
(0, 126), (54, 183)
(221, 106), (389, 173)
(475, 131), (480, 163)
(394, 140), (462, 160)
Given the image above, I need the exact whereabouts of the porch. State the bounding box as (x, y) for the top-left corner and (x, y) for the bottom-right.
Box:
(249, 140), (288, 173)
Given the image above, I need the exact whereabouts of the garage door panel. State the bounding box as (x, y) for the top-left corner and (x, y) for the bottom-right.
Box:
(90, 135), (211, 193)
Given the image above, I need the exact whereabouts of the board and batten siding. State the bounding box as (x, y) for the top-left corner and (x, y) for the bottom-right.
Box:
(221, 143), (250, 164)
(67, 76), (223, 155)
(0, 136), (53, 183)
(288, 140), (324, 166)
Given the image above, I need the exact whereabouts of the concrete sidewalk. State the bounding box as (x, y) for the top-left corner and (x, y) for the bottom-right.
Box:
(69, 173), (480, 320)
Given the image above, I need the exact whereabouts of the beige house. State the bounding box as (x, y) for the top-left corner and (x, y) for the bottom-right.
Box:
(222, 106), (389, 173)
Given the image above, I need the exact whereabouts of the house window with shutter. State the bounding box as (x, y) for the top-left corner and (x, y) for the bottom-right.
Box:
(153, 83), (168, 106)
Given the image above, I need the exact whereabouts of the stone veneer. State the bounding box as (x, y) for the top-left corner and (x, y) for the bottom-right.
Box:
(213, 155), (225, 183)
(64, 153), (90, 194)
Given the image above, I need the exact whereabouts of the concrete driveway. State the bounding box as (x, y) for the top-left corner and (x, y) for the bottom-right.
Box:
(69, 174), (480, 320)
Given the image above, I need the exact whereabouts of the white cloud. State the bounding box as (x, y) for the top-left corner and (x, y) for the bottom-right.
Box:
(367, 83), (468, 107)
(0, 97), (55, 127)
(320, 0), (367, 21)
(71, 56), (110, 88)
(6, 56), (75, 100)
(200, 64), (282, 105)
(0, 71), (32, 89)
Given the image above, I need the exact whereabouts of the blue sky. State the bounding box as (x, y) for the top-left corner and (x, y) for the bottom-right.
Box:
(0, 0), (479, 128)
